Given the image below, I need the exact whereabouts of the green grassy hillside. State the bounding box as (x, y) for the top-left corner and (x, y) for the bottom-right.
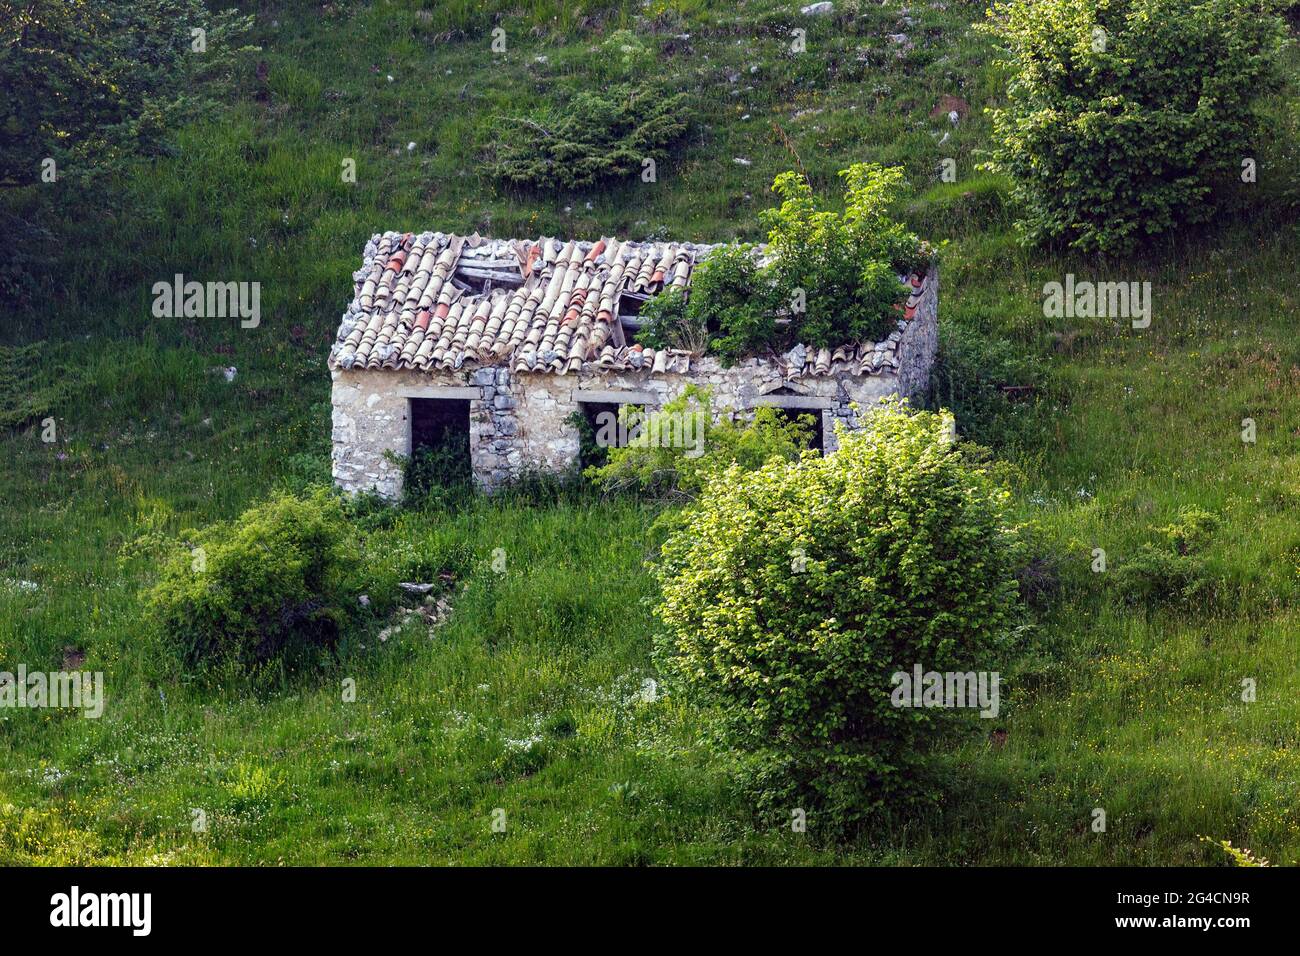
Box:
(1, 0), (1298, 864)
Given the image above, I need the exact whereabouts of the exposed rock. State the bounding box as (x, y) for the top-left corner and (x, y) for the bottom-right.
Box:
(398, 582), (437, 596)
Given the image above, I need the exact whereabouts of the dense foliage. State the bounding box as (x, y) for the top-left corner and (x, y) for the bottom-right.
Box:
(586, 386), (814, 499)
(762, 164), (928, 346)
(487, 82), (689, 191)
(638, 245), (778, 363)
(982, 0), (1289, 254)
(652, 401), (1022, 830)
(1112, 507), (1222, 610)
(146, 490), (359, 677)
(639, 165), (929, 362)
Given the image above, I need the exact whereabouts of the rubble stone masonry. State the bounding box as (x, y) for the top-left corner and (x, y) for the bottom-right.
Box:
(331, 264), (938, 497)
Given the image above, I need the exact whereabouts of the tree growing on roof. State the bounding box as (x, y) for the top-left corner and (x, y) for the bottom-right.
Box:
(639, 165), (932, 362)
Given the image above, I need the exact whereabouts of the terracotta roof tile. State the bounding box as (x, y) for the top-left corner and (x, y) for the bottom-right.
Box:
(329, 232), (928, 378)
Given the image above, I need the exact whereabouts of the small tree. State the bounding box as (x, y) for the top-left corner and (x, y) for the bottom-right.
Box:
(652, 401), (1022, 830)
(639, 245), (779, 364)
(639, 165), (930, 362)
(982, 0), (1288, 254)
(762, 163), (925, 347)
(487, 83), (689, 191)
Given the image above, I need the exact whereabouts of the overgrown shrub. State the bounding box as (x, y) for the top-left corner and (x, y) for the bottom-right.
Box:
(1112, 546), (1217, 610)
(651, 401), (1022, 830)
(586, 386), (813, 500)
(762, 164), (927, 347)
(1157, 506), (1219, 555)
(635, 288), (706, 355)
(639, 246), (778, 362)
(146, 490), (359, 676)
(638, 165), (930, 363)
(982, 0), (1289, 254)
(1112, 507), (1222, 610)
(487, 82), (689, 191)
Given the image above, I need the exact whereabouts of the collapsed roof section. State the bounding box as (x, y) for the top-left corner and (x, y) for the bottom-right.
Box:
(329, 231), (928, 378)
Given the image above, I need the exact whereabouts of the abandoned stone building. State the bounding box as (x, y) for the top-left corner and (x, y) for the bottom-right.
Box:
(329, 231), (938, 497)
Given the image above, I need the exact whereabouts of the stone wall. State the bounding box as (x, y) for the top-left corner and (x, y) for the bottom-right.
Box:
(330, 263), (939, 498)
(898, 264), (939, 404)
(331, 361), (904, 497)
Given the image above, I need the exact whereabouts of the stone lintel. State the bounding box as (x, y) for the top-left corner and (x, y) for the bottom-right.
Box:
(752, 394), (835, 410)
(398, 386), (484, 400)
(572, 389), (659, 405)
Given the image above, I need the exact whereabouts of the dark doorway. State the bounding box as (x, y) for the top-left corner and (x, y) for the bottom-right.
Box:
(408, 398), (471, 493)
(577, 401), (621, 470)
(771, 406), (824, 454)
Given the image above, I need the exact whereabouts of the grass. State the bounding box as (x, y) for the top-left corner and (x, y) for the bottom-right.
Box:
(1, 0), (1299, 864)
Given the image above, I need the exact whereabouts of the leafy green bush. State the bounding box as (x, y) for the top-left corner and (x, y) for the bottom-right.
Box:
(586, 387), (813, 500)
(146, 490), (359, 676)
(1112, 545), (1217, 610)
(487, 83), (689, 191)
(982, 0), (1289, 254)
(634, 288), (703, 355)
(639, 246), (778, 362)
(1157, 506), (1219, 555)
(638, 165), (929, 363)
(651, 401), (1022, 830)
(687, 246), (781, 363)
(763, 164), (926, 347)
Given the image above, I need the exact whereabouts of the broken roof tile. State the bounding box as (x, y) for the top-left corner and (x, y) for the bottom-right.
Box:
(328, 233), (929, 378)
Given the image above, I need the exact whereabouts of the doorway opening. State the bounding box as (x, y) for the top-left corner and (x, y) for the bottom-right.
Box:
(408, 398), (472, 494)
